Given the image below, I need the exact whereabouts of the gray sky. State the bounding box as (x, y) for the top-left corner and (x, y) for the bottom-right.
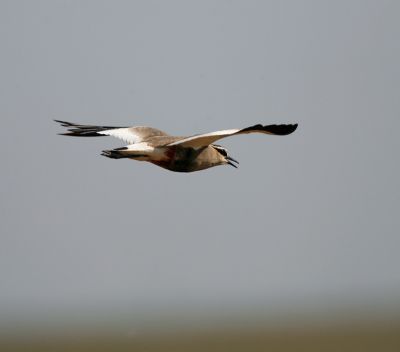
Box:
(1, 0), (399, 325)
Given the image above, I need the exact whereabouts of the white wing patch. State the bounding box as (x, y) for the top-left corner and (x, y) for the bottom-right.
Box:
(98, 128), (141, 144)
(125, 142), (154, 152)
(98, 126), (168, 144)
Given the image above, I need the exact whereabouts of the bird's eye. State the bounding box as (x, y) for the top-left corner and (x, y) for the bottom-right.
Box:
(214, 146), (227, 156)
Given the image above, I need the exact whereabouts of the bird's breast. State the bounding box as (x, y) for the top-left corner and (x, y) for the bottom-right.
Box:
(150, 146), (208, 172)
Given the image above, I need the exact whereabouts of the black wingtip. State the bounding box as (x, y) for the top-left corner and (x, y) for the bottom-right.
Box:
(240, 123), (298, 136)
(263, 123), (298, 135)
(289, 123), (298, 134)
(54, 120), (125, 137)
(54, 119), (76, 127)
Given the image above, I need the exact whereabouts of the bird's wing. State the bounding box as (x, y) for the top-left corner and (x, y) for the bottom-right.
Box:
(55, 120), (169, 144)
(167, 124), (298, 148)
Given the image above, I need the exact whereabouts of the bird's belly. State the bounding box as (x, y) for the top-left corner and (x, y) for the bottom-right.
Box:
(149, 146), (213, 172)
(151, 159), (197, 172)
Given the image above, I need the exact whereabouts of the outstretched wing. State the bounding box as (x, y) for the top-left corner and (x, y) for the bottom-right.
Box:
(167, 123), (298, 148)
(54, 120), (169, 144)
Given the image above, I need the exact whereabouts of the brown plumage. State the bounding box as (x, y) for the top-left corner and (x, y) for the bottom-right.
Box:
(55, 120), (298, 172)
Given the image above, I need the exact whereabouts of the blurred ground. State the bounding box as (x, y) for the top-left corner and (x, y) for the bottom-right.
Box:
(2, 319), (400, 352)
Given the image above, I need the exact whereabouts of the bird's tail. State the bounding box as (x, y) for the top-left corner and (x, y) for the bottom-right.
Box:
(101, 147), (149, 160)
(101, 147), (131, 159)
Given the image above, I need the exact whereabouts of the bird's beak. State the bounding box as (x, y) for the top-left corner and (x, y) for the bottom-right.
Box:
(226, 155), (239, 168)
(226, 156), (239, 164)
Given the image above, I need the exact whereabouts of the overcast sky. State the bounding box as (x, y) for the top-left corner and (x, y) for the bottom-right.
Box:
(1, 0), (399, 326)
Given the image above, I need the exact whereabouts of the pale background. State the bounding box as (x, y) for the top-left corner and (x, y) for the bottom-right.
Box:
(0, 0), (399, 330)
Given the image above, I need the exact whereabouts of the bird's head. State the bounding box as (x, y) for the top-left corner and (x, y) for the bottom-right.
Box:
(212, 145), (239, 168)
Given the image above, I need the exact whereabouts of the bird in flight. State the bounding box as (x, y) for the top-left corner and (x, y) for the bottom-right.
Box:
(55, 120), (297, 172)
